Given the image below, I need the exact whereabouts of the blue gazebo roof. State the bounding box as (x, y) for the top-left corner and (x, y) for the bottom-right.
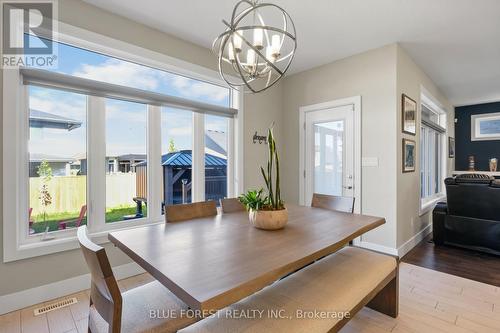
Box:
(162, 150), (226, 167)
(136, 150), (226, 168)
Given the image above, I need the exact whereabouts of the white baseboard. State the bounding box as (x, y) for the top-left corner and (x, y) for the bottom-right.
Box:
(397, 223), (433, 257)
(358, 224), (433, 259)
(357, 241), (399, 256)
(0, 262), (144, 315)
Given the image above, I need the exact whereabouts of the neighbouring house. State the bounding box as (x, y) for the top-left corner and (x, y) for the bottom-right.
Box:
(29, 153), (78, 177)
(29, 109), (82, 131)
(107, 154), (147, 173)
(29, 109), (83, 176)
(205, 129), (227, 158)
(77, 154), (147, 175)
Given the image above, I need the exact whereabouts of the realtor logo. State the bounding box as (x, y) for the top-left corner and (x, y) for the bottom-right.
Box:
(1, 0), (58, 68)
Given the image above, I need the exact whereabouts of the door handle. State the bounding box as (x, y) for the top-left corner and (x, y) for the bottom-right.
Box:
(343, 186), (353, 190)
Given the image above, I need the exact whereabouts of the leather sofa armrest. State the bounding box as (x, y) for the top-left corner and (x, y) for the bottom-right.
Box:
(433, 202), (447, 245)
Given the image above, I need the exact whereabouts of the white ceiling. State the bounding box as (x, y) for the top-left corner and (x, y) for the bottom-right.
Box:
(82, 0), (500, 106)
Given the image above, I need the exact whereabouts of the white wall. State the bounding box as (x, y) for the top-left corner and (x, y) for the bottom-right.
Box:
(281, 44), (399, 250)
(244, 84), (284, 189)
(395, 45), (454, 251)
(281, 44), (454, 255)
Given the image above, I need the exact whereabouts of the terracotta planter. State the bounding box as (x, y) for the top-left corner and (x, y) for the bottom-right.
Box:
(249, 208), (288, 230)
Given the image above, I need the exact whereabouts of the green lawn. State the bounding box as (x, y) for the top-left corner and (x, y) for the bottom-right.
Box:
(31, 205), (148, 234)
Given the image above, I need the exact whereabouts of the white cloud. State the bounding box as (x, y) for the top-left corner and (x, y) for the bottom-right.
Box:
(106, 143), (145, 156)
(167, 126), (192, 136)
(29, 92), (86, 120)
(73, 59), (229, 104)
(170, 76), (229, 102)
(73, 59), (162, 91)
(105, 103), (147, 123)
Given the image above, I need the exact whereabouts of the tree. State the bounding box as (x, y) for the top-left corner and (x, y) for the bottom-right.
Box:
(168, 138), (177, 153)
(37, 160), (53, 232)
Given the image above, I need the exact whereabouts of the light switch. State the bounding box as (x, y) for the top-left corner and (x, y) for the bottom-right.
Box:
(362, 157), (379, 167)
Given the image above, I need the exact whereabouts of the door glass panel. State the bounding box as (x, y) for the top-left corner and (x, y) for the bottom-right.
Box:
(313, 121), (344, 196)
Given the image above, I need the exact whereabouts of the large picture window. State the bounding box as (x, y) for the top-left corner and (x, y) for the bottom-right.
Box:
(3, 25), (241, 261)
(420, 100), (447, 210)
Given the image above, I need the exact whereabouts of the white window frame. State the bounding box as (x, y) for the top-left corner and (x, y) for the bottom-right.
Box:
(419, 88), (447, 215)
(3, 22), (244, 262)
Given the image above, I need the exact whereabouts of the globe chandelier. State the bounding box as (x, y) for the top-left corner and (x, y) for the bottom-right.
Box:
(213, 0), (297, 93)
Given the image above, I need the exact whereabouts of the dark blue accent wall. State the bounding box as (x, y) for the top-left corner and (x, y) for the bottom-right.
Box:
(455, 102), (500, 171)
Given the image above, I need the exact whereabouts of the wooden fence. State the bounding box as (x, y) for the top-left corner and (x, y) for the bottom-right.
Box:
(29, 173), (136, 216)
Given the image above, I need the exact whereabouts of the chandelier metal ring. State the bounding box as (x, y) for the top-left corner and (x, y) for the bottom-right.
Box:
(213, 0), (297, 93)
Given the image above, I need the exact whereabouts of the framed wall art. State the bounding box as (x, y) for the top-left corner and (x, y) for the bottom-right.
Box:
(402, 94), (417, 135)
(448, 137), (455, 158)
(403, 138), (416, 173)
(471, 112), (500, 141)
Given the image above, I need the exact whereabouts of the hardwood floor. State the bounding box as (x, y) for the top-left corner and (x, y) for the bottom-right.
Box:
(1, 263), (500, 332)
(402, 235), (500, 287)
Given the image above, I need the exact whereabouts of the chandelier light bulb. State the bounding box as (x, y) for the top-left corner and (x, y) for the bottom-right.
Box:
(253, 28), (264, 50)
(266, 47), (275, 63)
(233, 32), (243, 52)
(247, 49), (256, 66)
(271, 34), (281, 57)
(228, 43), (235, 61)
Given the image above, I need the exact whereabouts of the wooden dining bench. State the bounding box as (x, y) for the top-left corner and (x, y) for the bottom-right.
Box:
(179, 246), (398, 333)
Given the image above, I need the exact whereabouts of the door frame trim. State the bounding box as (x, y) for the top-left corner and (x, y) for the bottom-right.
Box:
(299, 96), (362, 215)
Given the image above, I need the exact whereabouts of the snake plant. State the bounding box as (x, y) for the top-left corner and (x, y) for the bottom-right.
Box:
(260, 126), (284, 210)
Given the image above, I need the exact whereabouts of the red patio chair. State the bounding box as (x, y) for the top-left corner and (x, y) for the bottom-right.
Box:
(58, 205), (87, 230)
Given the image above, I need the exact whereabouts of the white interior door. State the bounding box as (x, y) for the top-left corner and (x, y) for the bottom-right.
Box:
(304, 104), (354, 205)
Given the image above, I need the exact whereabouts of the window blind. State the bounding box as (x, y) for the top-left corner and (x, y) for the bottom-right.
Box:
(21, 68), (237, 118)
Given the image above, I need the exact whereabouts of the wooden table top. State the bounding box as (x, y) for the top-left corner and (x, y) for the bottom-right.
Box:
(108, 204), (385, 311)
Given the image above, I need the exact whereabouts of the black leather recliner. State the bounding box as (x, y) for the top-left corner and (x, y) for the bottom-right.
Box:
(433, 174), (500, 255)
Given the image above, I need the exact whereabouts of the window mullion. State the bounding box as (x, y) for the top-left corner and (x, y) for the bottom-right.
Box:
(87, 96), (106, 232)
(192, 113), (205, 202)
(148, 105), (162, 220)
(227, 116), (235, 198)
(19, 83), (30, 243)
(233, 89), (244, 196)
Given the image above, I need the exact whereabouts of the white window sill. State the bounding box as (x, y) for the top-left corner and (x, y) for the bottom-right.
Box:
(420, 194), (446, 216)
(4, 219), (164, 263)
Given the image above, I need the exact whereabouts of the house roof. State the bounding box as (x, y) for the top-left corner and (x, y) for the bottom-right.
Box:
(205, 130), (226, 156)
(117, 154), (147, 161)
(29, 153), (75, 163)
(29, 109), (82, 131)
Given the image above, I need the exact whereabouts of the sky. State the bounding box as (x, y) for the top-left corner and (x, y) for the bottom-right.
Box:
(28, 36), (229, 159)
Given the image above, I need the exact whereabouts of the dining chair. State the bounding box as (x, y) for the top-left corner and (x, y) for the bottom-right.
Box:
(165, 201), (217, 223)
(311, 193), (355, 213)
(220, 198), (245, 213)
(77, 226), (197, 333)
(281, 192), (356, 279)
